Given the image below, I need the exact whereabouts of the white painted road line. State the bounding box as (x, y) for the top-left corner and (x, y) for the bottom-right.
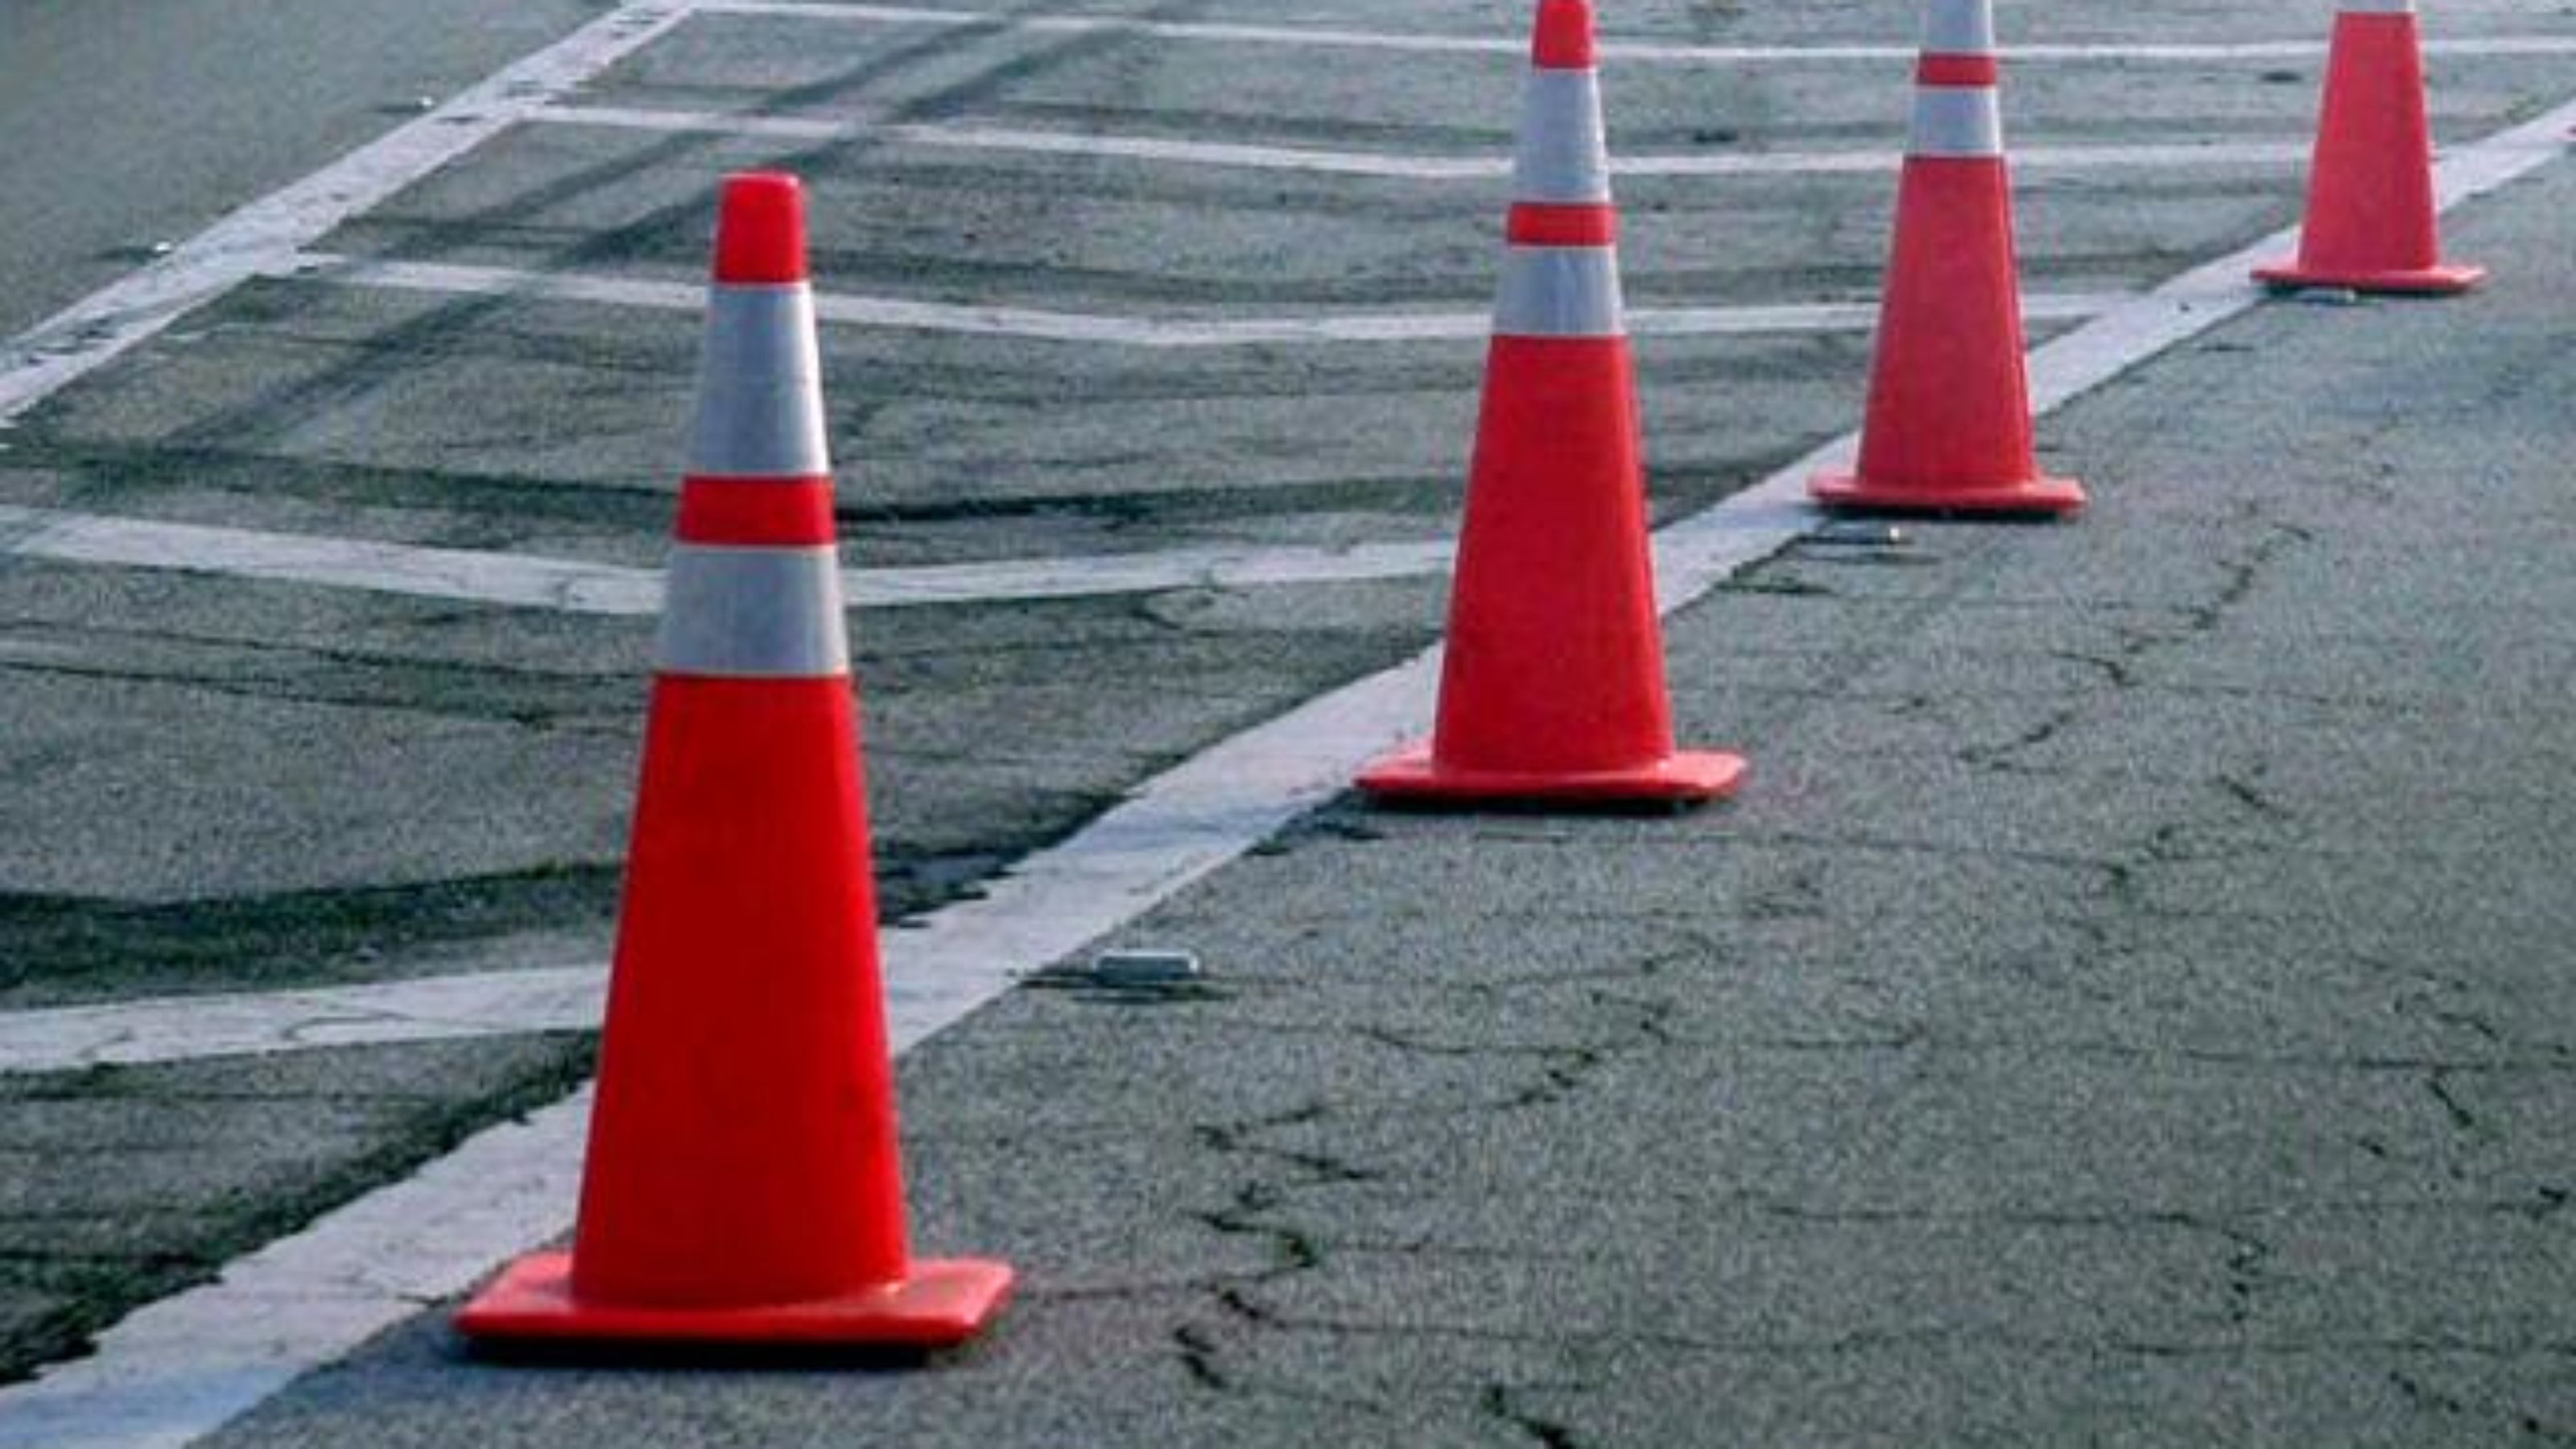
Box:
(2, 88), (2573, 1449)
(697, 0), (2576, 65)
(0, 970), (609, 1077)
(535, 103), (2310, 180)
(0, 0), (702, 431)
(0, 506), (663, 614)
(282, 252), (2130, 346)
(0, 502), (1454, 618)
(0, 1085), (600, 1449)
(542, 104), (1495, 180)
(1654, 141), (2310, 178)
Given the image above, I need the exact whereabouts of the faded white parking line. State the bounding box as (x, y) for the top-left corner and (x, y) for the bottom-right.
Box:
(0, 970), (609, 1076)
(535, 102), (2310, 180)
(0, 506), (663, 614)
(0, 0), (702, 431)
(544, 103), (1496, 179)
(0, 504), (1454, 617)
(698, 0), (2576, 65)
(282, 252), (2130, 345)
(3, 68), (2571, 1449)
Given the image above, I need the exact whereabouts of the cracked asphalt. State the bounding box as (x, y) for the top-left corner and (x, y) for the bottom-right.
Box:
(193, 100), (2576, 1449)
(4, 0), (2574, 1438)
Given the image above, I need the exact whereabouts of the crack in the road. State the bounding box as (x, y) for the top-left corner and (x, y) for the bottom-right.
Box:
(1481, 1383), (1587, 1449)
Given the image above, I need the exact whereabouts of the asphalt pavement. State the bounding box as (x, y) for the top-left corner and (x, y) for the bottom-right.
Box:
(192, 138), (2576, 1449)
(0, 0), (604, 339)
(1, 0), (2572, 1442)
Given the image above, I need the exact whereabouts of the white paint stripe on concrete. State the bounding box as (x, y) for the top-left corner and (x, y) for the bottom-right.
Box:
(283, 252), (2126, 345)
(535, 103), (2312, 179)
(0, 970), (610, 1077)
(5, 80), (2570, 1449)
(0, 1), (699, 431)
(1984, 140), (2310, 172)
(1633, 140), (2305, 177)
(0, 504), (666, 614)
(0, 1087), (600, 1449)
(857, 537), (1458, 605)
(692, 1), (2576, 64)
(0, 503), (1459, 616)
(538, 103), (1507, 177)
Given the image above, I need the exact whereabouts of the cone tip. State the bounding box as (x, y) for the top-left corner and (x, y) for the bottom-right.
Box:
(1532, 0), (1596, 69)
(712, 171), (808, 285)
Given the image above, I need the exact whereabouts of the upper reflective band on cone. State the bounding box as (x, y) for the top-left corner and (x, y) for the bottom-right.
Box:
(657, 543), (851, 678)
(1910, 86), (2005, 159)
(2339, 0), (2413, 11)
(1514, 70), (1612, 205)
(1492, 247), (1624, 338)
(1920, 0), (1997, 54)
(688, 284), (830, 481)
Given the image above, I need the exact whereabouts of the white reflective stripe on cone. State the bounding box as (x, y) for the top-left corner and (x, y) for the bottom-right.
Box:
(657, 544), (851, 678)
(688, 284), (831, 480)
(1492, 247), (1624, 338)
(1920, 0), (1998, 56)
(1513, 70), (1612, 205)
(2339, 0), (2414, 12)
(1909, 86), (2004, 159)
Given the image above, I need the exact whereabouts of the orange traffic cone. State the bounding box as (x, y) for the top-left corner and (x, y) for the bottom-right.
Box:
(1357, 0), (1745, 807)
(1810, 0), (2083, 518)
(455, 173), (1012, 1351)
(2254, 0), (2484, 295)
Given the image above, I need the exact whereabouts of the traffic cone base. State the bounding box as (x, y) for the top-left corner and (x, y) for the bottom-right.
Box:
(2252, 258), (2486, 295)
(1810, 467), (2084, 518)
(1357, 742), (1745, 807)
(457, 1253), (1013, 1350)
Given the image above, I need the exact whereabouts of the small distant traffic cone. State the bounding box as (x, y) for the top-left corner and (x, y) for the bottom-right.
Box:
(455, 173), (1011, 1352)
(1357, 0), (1745, 807)
(1810, 0), (2083, 518)
(2254, 0), (2484, 295)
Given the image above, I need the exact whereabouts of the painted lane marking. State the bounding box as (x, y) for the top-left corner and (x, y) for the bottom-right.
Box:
(0, 970), (609, 1076)
(535, 102), (2311, 179)
(544, 103), (1499, 179)
(0, 1), (702, 431)
(280, 252), (2128, 345)
(843, 537), (1456, 605)
(0, 505), (1458, 617)
(694, 1), (2576, 65)
(0, 506), (664, 614)
(2, 76), (2570, 1449)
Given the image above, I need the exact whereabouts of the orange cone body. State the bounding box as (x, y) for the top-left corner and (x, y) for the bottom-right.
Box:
(1358, 0), (1744, 807)
(1811, 0), (2083, 518)
(454, 173), (1011, 1351)
(2254, 1), (2483, 294)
